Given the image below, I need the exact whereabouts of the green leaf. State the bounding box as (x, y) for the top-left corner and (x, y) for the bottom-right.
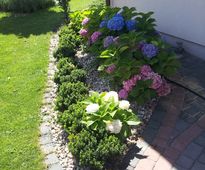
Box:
(97, 65), (105, 71)
(81, 120), (95, 127)
(151, 41), (159, 46)
(109, 110), (117, 117)
(119, 46), (129, 53)
(127, 121), (141, 126)
(99, 55), (111, 58)
(149, 58), (158, 65)
(101, 50), (111, 55)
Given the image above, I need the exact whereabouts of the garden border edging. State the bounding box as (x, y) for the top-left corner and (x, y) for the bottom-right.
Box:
(39, 32), (75, 170)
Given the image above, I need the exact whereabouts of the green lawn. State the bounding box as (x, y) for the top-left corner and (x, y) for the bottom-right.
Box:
(0, 7), (63, 170)
(70, 0), (104, 11)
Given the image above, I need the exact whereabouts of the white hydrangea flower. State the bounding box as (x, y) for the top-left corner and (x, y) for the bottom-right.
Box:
(103, 91), (119, 103)
(119, 100), (130, 110)
(86, 103), (99, 113)
(89, 90), (95, 96)
(106, 119), (122, 134)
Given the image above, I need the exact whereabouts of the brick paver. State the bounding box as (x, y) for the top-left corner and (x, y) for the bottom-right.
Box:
(130, 53), (205, 170)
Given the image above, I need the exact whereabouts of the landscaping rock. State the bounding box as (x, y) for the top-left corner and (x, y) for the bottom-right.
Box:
(39, 33), (75, 170)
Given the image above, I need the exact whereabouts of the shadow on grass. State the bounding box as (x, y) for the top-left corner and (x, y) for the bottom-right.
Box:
(0, 7), (64, 38)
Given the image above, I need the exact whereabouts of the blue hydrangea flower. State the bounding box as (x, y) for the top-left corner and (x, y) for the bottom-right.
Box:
(99, 20), (107, 28)
(142, 43), (158, 58)
(103, 36), (114, 48)
(126, 20), (137, 31)
(107, 14), (125, 31)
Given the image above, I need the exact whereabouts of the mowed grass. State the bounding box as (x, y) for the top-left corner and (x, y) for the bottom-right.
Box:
(0, 7), (63, 170)
(70, 0), (104, 11)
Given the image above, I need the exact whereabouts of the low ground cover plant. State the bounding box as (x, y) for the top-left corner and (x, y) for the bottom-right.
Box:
(54, 4), (179, 170)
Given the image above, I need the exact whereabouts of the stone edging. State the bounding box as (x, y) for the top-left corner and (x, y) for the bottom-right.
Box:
(39, 33), (75, 170)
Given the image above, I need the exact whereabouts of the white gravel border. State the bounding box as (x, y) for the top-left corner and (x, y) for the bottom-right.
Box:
(39, 33), (75, 170)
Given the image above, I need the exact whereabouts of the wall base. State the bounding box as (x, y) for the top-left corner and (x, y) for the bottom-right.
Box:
(161, 33), (205, 60)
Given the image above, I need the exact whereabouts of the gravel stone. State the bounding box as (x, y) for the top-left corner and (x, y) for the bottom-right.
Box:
(39, 33), (75, 170)
(40, 123), (50, 135)
(40, 134), (52, 145)
(48, 163), (64, 170)
(41, 143), (55, 155)
(45, 153), (60, 165)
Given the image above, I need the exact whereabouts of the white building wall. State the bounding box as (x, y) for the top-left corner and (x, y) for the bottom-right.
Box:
(111, 0), (205, 59)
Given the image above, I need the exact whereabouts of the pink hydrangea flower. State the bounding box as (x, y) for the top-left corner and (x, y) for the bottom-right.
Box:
(132, 75), (141, 84)
(150, 73), (163, 90)
(91, 31), (102, 43)
(105, 64), (116, 74)
(140, 65), (153, 77)
(122, 75), (141, 92)
(123, 80), (134, 92)
(157, 79), (171, 96)
(82, 17), (90, 25)
(119, 89), (128, 99)
(79, 29), (88, 36)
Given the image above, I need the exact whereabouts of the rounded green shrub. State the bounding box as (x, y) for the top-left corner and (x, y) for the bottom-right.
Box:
(56, 58), (75, 69)
(58, 103), (86, 134)
(55, 82), (88, 112)
(54, 60), (77, 84)
(60, 69), (86, 84)
(53, 49), (76, 63)
(58, 26), (82, 57)
(68, 130), (125, 170)
(58, 43), (76, 57)
(55, 67), (86, 85)
(53, 48), (65, 60)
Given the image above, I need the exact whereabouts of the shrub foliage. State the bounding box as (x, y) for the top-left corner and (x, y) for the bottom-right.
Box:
(0, 0), (55, 13)
(54, 3), (180, 170)
(55, 82), (88, 112)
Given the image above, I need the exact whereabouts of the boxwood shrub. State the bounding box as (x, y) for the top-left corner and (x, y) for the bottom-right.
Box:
(58, 103), (86, 134)
(68, 129), (125, 170)
(54, 9), (127, 170)
(54, 59), (77, 84)
(55, 68), (86, 85)
(55, 82), (88, 112)
(58, 25), (82, 57)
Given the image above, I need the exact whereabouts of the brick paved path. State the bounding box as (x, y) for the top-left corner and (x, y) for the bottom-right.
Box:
(124, 53), (205, 170)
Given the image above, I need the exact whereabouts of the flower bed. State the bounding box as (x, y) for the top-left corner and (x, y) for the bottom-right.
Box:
(53, 4), (179, 170)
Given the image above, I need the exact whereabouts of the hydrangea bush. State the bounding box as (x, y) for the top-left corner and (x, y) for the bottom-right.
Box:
(79, 6), (180, 104)
(82, 91), (140, 138)
(53, 4), (180, 170)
